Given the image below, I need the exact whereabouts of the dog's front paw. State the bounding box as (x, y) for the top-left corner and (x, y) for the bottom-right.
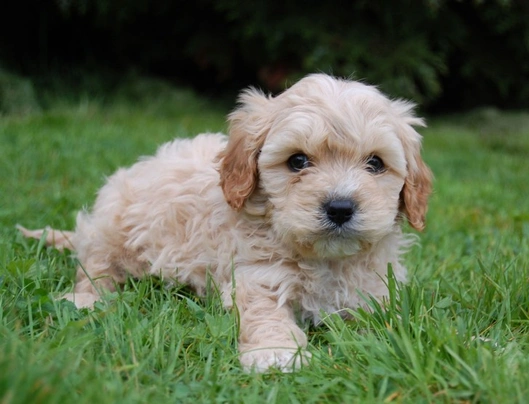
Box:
(240, 347), (311, 373)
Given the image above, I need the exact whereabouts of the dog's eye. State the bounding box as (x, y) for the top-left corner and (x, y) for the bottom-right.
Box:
(366, 155), (385, 174)
(287, 153), (311, 172)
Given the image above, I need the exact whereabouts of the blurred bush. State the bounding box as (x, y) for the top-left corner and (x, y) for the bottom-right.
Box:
(0, 0), (528, 111)
(0, 68), (41, 115)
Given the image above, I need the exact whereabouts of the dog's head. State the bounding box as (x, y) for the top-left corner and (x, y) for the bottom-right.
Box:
(218, 74), (432, 258)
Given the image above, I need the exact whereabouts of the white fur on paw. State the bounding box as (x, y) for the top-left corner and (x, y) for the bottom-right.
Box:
(240, 348), (311, 373)
(62, 292), (100, 309)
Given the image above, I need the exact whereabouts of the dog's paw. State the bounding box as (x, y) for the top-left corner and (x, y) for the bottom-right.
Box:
(240, 347), (311, 373)
(62, 292), (100, 309)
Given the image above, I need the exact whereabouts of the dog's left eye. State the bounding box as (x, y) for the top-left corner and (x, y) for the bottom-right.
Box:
(287, 153), (311, 172)
(366, 155), (385, 174)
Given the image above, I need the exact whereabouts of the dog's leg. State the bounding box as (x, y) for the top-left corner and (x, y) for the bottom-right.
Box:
(18, 225), (121, 308)
(61, 269), (107, 309)
(234, 283), (310, 372)
(62, 254), (129, 309)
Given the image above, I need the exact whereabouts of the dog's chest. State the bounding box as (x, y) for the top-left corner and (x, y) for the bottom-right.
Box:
(296, 260), (387, 323)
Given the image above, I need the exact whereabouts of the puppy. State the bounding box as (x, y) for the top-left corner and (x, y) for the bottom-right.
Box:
(20, 74), (432, 372)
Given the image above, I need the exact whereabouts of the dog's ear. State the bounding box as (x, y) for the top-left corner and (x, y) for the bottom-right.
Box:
(218, 89), (270, 210)
(400, 153), (433, 231)
(392, 101), (433, 231)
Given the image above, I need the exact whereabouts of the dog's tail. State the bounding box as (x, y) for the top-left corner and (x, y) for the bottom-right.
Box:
(17, 225), (75, 251)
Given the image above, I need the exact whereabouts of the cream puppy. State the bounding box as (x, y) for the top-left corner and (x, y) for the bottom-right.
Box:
(20, 74), (432, 372)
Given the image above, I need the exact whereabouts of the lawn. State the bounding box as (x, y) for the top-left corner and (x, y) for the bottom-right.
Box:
(1, 78), (528, 403)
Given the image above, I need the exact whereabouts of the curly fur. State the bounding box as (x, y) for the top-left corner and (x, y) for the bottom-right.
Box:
(19, 74), (432, 372)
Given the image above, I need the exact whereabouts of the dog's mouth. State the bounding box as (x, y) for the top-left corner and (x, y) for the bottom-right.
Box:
(283, 203), (384, 259)
(295, 223), (363, 259)
(321, 221), (357, 236)
(310, 233), (363, 258)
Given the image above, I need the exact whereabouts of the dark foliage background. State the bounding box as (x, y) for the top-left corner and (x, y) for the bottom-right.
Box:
(1, 0), (528, 111)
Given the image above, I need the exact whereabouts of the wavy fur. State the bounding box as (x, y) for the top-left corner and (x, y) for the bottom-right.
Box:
(20, 74), (432, 372)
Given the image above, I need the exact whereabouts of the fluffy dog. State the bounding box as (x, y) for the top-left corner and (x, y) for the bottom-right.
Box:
(20, 74), (432, 372)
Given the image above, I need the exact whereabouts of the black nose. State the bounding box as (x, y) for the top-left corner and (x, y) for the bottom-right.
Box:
(324, 199), (355, 226)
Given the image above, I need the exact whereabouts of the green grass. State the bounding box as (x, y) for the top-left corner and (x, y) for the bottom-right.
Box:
(1, 78), (529, 403)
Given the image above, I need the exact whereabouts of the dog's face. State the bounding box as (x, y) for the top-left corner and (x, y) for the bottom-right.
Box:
(219, 75), (432, 258)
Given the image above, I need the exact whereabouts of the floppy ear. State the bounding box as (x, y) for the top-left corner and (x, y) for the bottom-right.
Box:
(400, 152), (433, 231)
(393, 101), (433, 231)
(218, 89), (270, 210)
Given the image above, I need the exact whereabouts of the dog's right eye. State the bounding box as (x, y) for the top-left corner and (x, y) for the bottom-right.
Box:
(287, 153), (311, 172)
